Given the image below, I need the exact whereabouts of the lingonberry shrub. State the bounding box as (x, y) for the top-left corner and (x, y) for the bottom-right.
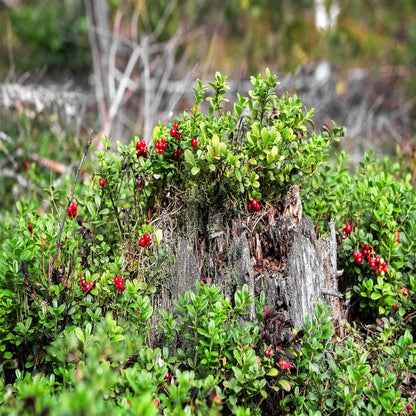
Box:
(115, 68), (341, 215)
(303, 151), (416, 320)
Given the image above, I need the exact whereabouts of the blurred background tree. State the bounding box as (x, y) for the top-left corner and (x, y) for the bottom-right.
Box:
(1, 0), (414, 80)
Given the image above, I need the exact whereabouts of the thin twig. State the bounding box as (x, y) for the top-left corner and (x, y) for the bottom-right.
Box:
(49, 129), (94, 278)
(108, 187), (124, 243)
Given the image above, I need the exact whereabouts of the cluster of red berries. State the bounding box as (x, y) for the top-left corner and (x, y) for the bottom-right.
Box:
(353, 244), (388, 275)
(113, 275), (125, 291)
(399, 287), (409, 298)
(247, 198), (261, 213)
(264, 346), (272, 357)
(28, 222), (33, 234)
(99, 178), (107, 186)
(139, 233), (151, 247)
(155, 138), (167, 154)
(173, 148), (183, 161)
(80, 277), (94, 293)
(170, 122), (181, 140)
(278, 360), (293, 373)
(191, 137), (198, 147)
(68, 202), (78, 218)
(342, 221), (354, 238)
(136, 139), (148, 158)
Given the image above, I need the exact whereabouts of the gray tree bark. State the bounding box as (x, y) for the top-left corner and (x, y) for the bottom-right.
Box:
(148, 186), (343, 332)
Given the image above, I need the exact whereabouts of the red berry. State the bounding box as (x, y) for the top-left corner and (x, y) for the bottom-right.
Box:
(176, 132), (181, 140)
(170, 128), (177, 137)
(119, 282), (125, 291)
(353, 251), (358, 259)
(265, 348), (271, 357)
(213, 396), (222, 405)
(299, 184), (303, 190)
(80, 279), (87, 287)
(144, 233), (151, 242)
(139, 238), (146, 247)
(191, 137), (198, 147)
(393, 303), (398, 309)
(255, 203), (261, 212)
(164, 372), (170, 380)
(342, 230), (347, 239)
(99, 178), (107, 186)
(154, 399), (160, 408)
(247, 203), (253, 212)
(356, 257), (363, 265)
(345, 223), (352, 233)
(177, 148), (183, 157)
(146, 241), (151, 247)
(28, 222), (33, 234)
(173, 123), (179, 130)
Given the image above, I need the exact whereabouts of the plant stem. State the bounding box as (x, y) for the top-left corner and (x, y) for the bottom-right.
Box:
(49, 129), (93, 279)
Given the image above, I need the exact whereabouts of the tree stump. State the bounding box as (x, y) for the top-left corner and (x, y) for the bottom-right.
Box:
(149, 186), (342, 332)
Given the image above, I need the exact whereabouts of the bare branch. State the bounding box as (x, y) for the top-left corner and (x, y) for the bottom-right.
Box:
(49, 129), (94, 277)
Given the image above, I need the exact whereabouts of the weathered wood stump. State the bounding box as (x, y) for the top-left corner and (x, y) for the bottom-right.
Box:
(149, 185), (343, 333)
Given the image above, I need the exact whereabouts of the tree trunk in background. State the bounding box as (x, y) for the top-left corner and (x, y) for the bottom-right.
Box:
(149, 186), (343, 333)
(84, 0), (111, 136)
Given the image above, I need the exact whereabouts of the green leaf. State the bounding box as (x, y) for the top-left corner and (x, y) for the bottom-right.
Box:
(278, 379), (291, 391)
(74, 327), (85, 345)
(235, 168), (242, 182)
(191, 166), (200, 176)
(184, 149), (196, 166)
(266, 368), (278, 377)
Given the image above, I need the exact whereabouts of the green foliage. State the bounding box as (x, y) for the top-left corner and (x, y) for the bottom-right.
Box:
(1, 69), (416, 415)
(10, 0), (90, 71)
(303, 151), (416, 321)
(115, 69), (338, 212)
(281, 304), (415, 415)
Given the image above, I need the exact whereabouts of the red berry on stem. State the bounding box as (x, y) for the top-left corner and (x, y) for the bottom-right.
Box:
(213, 396), (222, 405)
(170, 128), (177, 137)
(164, 372), (170, 380)
(28, 222), (33, 234)
(191, 137), (198, 147)
(176, 132), (181, 140)
(173, 122), (179, 130)
(99, 178), (107, 186)
(144, 233), (151, 242)
(139, 238), (146, 247)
